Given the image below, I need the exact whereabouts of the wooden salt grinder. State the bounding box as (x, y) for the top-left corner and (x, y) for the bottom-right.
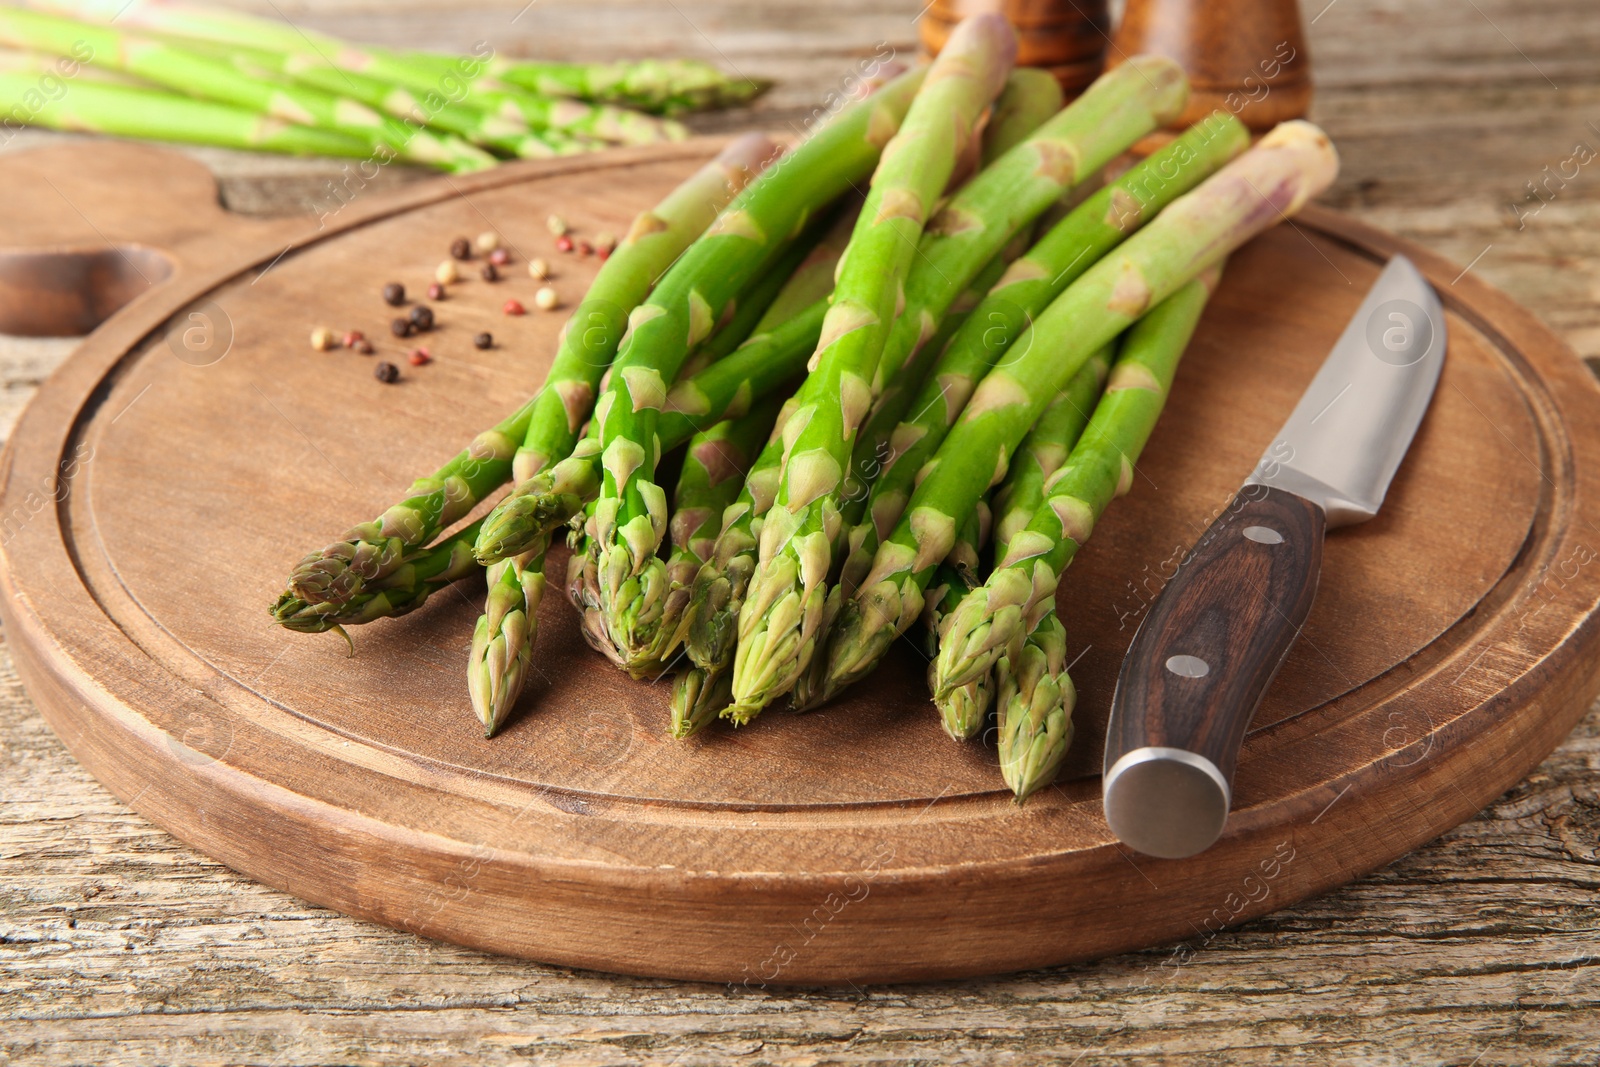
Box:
(919, 0), (1111, 96)
(1110, 0), (1312, 130)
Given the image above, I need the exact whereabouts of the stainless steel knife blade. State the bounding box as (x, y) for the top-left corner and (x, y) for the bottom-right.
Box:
(1102, 255), (1448, 860)
(1244, 255), (1447, 526)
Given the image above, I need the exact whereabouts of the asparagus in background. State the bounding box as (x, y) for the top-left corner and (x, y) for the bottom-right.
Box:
(0, 8), (490, 169)
(935, 267), (1228, 708)
(110, 0), (766, 114)
(822, 122), (1339, 701)
(573, 68), (928, 671)
(0, 67), (377, 159)
(726, 15), (1017, 724)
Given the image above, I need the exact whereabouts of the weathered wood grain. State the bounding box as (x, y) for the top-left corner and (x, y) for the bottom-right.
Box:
(2, 0), (1599, 1062)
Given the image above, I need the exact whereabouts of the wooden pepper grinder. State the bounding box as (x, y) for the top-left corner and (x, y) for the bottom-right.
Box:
(1109, 0), (1311, 130)
(919, 0), (1111, 97)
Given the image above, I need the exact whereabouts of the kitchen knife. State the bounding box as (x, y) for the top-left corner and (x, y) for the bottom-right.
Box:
(1102, 255), (1447, 860)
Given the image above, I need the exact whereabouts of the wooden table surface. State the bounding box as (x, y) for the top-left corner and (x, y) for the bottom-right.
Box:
(3, 1), (1597, 1063)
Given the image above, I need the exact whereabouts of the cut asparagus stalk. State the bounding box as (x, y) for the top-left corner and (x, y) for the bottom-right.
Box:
(727, 15), (1017, 724)
(577, 67), (928, 672)
(824, 121), (1338, 699)
(934, 266), (1226, 699)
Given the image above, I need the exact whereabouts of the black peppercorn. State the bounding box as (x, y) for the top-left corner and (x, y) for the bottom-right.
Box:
(382, 282), (405, 306)
(390, 317), (413, 338)
(409, 305), (434, 332)
(374, 361), (400, 383)
(473, 331), (493, 350)
(450, 236), (472, 260)
(426, 282), (446, 301)
(480, 262), (500, 282)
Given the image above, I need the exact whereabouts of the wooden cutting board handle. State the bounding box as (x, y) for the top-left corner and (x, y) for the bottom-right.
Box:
(0, 141), (286, 336)
(1110, 0), (1312, 130)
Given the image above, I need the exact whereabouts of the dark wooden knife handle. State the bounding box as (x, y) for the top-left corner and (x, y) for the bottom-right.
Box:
(1103, 485), (1326, 858)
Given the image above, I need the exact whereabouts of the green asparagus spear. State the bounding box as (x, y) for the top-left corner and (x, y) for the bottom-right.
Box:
(934, 265), (1226, 698)
(474, 295), (829, 569)
(622, 395), (784, 678)
(577, 67), (928, 671)
(824, 121), (1339, 699)
(991, 348), (1113, 562)
(836, 116), (1249, 604)
(921, 504), (993, 740)
(273, 519), (486, 637)
(0, 9), (472, 168)
(670, 664), (736, 739)
(981, 68), (1063, 168)
(727, 15), (1017, 723)
(0, 70), (375, 159)
(994, 610), (1075, 802)
(474, 88), (688, 146)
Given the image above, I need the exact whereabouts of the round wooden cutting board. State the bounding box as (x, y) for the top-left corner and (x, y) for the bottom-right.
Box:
(3, 140), (1598, 985)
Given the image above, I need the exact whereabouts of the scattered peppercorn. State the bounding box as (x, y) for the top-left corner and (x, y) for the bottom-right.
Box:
(480, 262), (500, 282)
(503, 299), (526, 316)
(534, 286), (560, 311)
(435, 259), (460, 284)
(577, 240), (594, 257)
(391, 317), (413, 338)
(409, 305), (435, 332)
(449, 236), (472, 260)
(547, 214), (569, 236)
(408, 347), (432, 366)
(597, 246), (611, 262)
(374, 361), (400, 383)
(555, 235), (574, 253)
(528, 257), (552, 281)
(427, 282), (446, 301)
(382, 282), (405, 306)
(310, 326), (336, 351)
(342, 329), (365, 348)
(353, 338), (375, 355)
(474, 331), (494, 349)
(475, 230), (501, 254)
(595, 232), (617, 255)
(489, 247), (511, 267)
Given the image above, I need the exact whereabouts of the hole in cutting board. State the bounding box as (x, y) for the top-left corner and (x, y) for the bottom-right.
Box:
(0, 245), (172, 337)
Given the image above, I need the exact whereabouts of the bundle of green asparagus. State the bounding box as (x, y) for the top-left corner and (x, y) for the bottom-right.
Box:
(0, 2), (764, 168)
(269, 13), (1341, 800)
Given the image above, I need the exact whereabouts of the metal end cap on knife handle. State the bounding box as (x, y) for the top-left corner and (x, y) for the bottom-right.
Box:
(1103, 747), (1232, 860)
